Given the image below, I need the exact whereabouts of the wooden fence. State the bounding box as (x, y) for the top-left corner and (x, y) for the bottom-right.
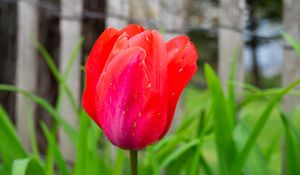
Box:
(0, 0), (299, 161)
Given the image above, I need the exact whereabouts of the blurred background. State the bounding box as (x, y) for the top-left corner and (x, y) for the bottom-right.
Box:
(0, 0), (300, 174)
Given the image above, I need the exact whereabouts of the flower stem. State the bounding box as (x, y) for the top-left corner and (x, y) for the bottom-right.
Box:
(130, 150), (138, 175)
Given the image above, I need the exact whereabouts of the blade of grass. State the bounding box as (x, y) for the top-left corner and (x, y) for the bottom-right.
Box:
(234, 120), (270, 175)
(112, 149), (125, 175)
(282, 32), (300, 59)
(44, 138), (55, 175)
(205, 64), (235, 175)
(199, 154), (213, 175)
(34, 40), (78, 115)
(159, 139), (200, 171)
(28, 113), (39, 160)
(280, 113), (300, 175)
(0, 105), (27, 169)
(63, 37), (84, 79)
(189, 111), (206, 175)
(230, 78), (300, 175)
(0, 84), (77, 144)
(55, 38), (84, 111)
(41, 122), (69, 175)
(228, 50), (239, 123)
(12, 157), (45, 175)
(74, 110), (89, 175)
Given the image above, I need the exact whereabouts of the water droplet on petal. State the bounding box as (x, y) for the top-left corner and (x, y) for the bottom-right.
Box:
(178, 68), (183, 72)
(178, 58), (183, 63)
(132, 121), (137, 128)
(147, 83), (152, 88)
(145, 35), (150, 41)
(171, 92), (175, 96)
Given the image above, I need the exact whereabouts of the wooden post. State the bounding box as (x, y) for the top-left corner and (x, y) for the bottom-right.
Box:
(106, 0), (128, 28)
(160, 0), (187, 130)
(16, 0), (38, 150)
(59, 0), (82, 161)
(129, 0), (159, 27)
(36, 0), (60, 154)
(282, 0), (300, 112)
(218, 0), (246, 90)
(159, 0), (186, 40)
(0, 0), (17, 122)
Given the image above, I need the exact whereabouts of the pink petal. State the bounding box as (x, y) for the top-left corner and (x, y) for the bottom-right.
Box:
(128, 30), (168, 100)
(95, 47), (168, 149)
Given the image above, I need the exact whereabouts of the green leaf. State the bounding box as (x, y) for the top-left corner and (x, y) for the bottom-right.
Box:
(159, 139), (200, 171)
(280, 113), (300, 175)
(28, 114), (39, 160)
(230, 77), (300, 175)
(0, 84), (77, 144)
(282, 32), (300, 59)
(34, 40), (81, 116)
(227, 49), (239, 124)
(189, 111), (207, 175)
(74, 110), (90, 175)
(199, 154), (213, 175)
(41, 123), (69, 175)
(12, 157), (45, 175)
(44, 140), (55, 175)
(234, 121), (270, 175)
(0, 105), (27, 169)
(112, 149), (125, 175)
(204, 64), (235, 175)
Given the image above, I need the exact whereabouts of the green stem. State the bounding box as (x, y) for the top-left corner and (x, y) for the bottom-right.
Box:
(130, 150), (138, 175)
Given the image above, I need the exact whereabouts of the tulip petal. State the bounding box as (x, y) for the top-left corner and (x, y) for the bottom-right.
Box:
(120, 24), (145, 38)
(83, 27), (119, 123)
(161, 36), (198, 137)
(95, 47), (168, 149)
(128, 30), (168, 99)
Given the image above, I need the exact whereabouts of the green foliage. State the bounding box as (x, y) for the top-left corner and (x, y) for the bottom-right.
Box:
(0, 105), (27, 174)
(12, 157), (45, 175)
(1, 37), (300, 175)
(282, 32), (300, 59)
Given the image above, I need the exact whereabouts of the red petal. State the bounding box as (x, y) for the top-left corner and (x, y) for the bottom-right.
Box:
(82, 27), (119, 123)
(95, 47), (168, 149)
(120, 24), (145, 38)
(161, 36), (198, 137)
(128, 30), (168, 99)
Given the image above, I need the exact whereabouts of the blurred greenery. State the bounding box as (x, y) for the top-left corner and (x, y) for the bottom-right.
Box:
(0, 34), (300, 175)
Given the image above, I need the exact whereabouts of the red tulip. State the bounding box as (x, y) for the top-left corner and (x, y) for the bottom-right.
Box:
(82, 24), (198, 150)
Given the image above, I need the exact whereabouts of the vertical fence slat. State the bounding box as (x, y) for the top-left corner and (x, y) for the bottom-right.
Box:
(218, 0), (246, 90)
(282, 0), (300, 112)
(0, 0), (17, 122)
(160, 0), (186, 40)
(59, 0), (82, 161)
(106, 0), (129, 29)
(36, 0), (60, 154)
(160, 0), (186, 129)
(129, 0), (159, 27)
(16, 0), (38, 150)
